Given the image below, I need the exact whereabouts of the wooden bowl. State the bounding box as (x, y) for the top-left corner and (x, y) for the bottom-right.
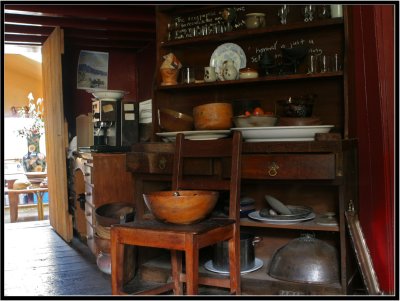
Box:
(158, 108), (194, 132)
(95, 203), (135, 227)
(143, 190), (219, 224)
(193, 103), (233, 130)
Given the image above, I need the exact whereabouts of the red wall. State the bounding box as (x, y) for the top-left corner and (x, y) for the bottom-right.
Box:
(62, 44), (155, 137)
(348, 5), (395, 294)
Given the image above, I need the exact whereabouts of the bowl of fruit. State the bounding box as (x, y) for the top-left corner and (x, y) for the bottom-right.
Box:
(232, 107), (278, 128)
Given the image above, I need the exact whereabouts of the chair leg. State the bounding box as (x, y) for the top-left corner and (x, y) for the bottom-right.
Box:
(111, 229), (125, 295)
(185, 237), (199, 295)
(171, 250), (183, 295)
(229, 230), (241, 294)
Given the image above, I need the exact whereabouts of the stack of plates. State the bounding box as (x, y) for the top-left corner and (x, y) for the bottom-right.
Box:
(248, 205), (316, 225)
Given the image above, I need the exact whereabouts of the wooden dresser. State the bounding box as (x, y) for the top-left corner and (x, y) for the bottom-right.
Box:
(73, 152), (134, 255)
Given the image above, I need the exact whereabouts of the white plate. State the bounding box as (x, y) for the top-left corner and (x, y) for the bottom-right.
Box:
(87, 89), (128, 100)
(156, 130), (231, 142)
(204, 258), (263, 275)
(231, 125), (334, 142)
(248, 211), (316, 224)
(210, 43), (247, 81)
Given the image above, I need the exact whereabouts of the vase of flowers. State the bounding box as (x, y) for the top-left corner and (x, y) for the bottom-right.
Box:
(16, 93), (46, 172)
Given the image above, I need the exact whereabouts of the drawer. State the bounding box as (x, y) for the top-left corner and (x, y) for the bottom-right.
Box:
(85, 201), (95, 225)
(84, 182), (94, 206)
(127, 152), (214, 175)
(241, 154), (336, 180)
(127, 152), (173, 174)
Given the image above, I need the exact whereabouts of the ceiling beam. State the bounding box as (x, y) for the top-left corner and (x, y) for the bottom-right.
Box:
(63, 28), (155, 41)
(4, 24), (54, 35)
(4, 34), (46, 44)
(64, 37), (148, 49)
(4, 13), (156, 33)
(4, 5), (156, 23)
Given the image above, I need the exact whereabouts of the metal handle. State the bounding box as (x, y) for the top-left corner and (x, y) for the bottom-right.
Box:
(85, 192), (92, 196)
(158, 156), (167, 170)
(84, 172), (90, 176)
(267, 162), (279, 177)
(86, 212), (91, 217)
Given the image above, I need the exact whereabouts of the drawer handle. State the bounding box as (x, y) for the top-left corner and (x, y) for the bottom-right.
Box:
(158, 156), (167, 170)
(84, 173), (90, 176)
(86, 212), (91, 217)
(267, 162), (279, 177)
(85, 192), (92, 196)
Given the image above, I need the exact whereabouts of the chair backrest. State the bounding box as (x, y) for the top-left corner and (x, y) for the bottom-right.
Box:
(172, 130), (242, 220)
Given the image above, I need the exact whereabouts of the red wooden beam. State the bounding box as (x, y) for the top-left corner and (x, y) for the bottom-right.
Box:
(4, 24), (54, 35)
(63, 28), (155, 41)
(4, 34), (47, 44)
(64, 37), (148, 49)
(4, 4), (155, 23)
(4, 13), (155, 33)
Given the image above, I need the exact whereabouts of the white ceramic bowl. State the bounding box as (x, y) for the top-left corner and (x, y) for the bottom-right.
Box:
(239, 68), (259, 79)
(89, 89), (128, 100)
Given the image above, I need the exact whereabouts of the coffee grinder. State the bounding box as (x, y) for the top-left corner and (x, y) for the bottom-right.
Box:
(91, 99), (139, 152)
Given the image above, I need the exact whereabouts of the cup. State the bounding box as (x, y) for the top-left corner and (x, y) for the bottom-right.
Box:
(204, 66), (217, 82)
(307, 55), (317, 74)
(330, 5), (343, 18)
(181, 67), (195, 84)
(333, 53), (342, 71)
(319, 55), (331, 73)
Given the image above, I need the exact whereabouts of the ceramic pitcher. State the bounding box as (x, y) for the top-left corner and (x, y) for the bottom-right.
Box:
(222, 60), (238, 80)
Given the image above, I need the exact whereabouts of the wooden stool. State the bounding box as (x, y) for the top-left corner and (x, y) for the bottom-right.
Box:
(111, 131), (242, 295)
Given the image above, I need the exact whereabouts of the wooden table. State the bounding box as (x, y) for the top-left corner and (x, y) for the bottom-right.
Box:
(5, 186), (48, 223)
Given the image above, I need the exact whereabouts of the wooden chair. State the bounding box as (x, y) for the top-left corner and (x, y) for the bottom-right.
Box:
(110, 131), (242, 295)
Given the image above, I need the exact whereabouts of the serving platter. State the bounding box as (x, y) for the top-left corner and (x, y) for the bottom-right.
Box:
(231, 125), (334, 142)
(204, 258), (263, 275)
(88, 89), (128, 100)
(156, 130), (231, 142)
(210, 43), (246, 81)
(248, 211), (316, 224)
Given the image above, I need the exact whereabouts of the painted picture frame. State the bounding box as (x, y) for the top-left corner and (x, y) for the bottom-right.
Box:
(77, 50), (109, 89)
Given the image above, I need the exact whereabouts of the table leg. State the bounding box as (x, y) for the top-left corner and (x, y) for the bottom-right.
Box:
(36, 192), (44, 220)
(8, 193), (19, 223)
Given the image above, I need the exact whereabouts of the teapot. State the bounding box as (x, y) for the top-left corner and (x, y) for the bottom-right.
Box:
(222, 60), (238, 80)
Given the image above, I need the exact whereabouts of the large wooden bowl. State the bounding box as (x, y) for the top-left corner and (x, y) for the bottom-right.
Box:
(143, 190), (219, 224)
(158, 108), (194, 132)
(193, 103), (233, 130)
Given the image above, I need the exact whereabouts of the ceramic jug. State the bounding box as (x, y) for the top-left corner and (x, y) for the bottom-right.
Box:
(222, 60), (238, 80)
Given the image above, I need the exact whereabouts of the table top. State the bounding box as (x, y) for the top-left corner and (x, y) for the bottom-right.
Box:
(5, 186), (48, 194)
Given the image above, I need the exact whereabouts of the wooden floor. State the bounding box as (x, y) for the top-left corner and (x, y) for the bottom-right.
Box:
(3, 220), (112, 296)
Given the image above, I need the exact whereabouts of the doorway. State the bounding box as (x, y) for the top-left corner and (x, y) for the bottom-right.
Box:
(4, 45), (49, 223)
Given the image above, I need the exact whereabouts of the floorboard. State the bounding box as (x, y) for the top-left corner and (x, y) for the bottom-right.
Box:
(3, 220), (112, 296)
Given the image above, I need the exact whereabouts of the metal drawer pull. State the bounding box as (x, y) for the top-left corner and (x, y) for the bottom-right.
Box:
(267, 162), (279, 177)
(86, 212), (91, 217)
(84, 173), (90, 176)
(158, 156), (167, 170)
(85, 192), (92, 196)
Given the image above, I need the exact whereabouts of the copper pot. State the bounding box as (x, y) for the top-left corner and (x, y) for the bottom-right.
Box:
(268, 233), (340, 284)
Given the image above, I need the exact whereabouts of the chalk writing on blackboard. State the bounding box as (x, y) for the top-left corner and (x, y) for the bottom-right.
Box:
(250, 38), (323, 63)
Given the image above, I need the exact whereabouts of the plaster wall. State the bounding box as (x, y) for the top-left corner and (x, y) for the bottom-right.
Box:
(4, 54), (43, 117)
